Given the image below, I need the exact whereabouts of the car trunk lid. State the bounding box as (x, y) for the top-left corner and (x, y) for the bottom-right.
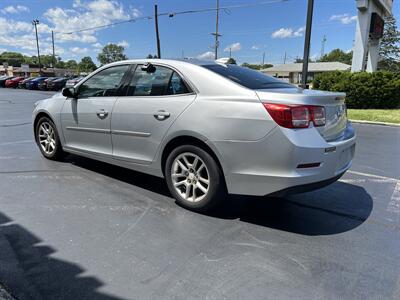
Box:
(256, 88), (347, 142)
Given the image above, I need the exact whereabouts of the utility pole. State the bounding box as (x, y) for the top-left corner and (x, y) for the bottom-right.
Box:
(229, 47), (232, 58)
(51, 30), (56, 70)
(211, 0), (221, 60)
(301, 0), (314, 89)
(320, 35), (327, 58)
(262, 52), (265, 65)
(154, 4), (161, 58)
(283, 52), (287, 64)
(32, 19), (41, 74)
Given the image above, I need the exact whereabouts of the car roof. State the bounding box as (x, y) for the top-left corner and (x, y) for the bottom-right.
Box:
(102, 58), (219, 69)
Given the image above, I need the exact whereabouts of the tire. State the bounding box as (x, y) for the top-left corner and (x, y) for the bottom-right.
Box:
(35, 117), (65, 160)
(165, 145), (226, 212)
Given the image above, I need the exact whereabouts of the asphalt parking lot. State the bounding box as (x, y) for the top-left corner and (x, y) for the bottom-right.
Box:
(0, 89), (399, 300)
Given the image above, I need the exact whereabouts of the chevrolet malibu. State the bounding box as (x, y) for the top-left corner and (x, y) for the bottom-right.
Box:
(32, 59), (356, 212)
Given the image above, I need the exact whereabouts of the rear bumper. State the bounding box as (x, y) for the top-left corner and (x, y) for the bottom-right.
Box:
(211, 123), (356, 196)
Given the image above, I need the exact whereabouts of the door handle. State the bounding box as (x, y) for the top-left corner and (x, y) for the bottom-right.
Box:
(96, 109), (108, 119)
(154, 110), (170, 121)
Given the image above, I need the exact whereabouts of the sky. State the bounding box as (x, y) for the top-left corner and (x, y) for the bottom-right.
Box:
(0, 0), (398, 65)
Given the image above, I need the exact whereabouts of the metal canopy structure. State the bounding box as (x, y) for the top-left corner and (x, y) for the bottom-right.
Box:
(351, 0), (394, 72)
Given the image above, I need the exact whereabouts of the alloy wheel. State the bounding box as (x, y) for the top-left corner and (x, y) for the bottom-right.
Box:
(171, 152), (210, 202)
(38, 121), (56, 155)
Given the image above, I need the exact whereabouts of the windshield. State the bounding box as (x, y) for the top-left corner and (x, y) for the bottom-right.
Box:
(202, 64), (293, 89)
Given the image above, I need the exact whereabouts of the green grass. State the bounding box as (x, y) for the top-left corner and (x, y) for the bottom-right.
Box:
(347, 109), (400, 124)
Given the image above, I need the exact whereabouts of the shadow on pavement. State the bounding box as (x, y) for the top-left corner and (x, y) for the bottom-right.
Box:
(208, 182), (373, 235)
(67, 154), (373, 236)
(0, 212), (125, 300)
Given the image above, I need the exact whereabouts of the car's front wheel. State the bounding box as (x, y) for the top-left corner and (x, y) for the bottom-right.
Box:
(35, 117), (65, 160)
(165, 145), (226, 212)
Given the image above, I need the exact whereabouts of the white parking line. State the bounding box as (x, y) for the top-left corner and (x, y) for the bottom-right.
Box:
(347, 170), (398, 182)
(387, 182), (400, 222)
(0, 140), (33, 146)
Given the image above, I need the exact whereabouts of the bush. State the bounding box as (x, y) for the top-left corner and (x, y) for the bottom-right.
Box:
(313, 71), (400, 109)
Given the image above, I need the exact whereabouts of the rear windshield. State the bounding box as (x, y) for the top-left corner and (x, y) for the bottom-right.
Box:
(202, 64), (293, 89)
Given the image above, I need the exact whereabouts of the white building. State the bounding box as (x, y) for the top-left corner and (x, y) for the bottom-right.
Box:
(261, 62), (351, 84)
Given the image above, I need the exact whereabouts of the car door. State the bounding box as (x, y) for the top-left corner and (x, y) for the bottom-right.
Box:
(60, 64), (130, 156)
(111, 64), (196, 163)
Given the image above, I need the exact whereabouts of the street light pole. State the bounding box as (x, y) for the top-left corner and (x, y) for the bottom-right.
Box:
(154, 4), (161, 58)
(51, 30), (56, 70)
(213, 0), (220, 59)
(300, 0), (314, 89)
(32, 19), (41, 74)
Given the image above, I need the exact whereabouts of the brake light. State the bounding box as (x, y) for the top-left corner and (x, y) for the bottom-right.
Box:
(263, 103), (325, 129)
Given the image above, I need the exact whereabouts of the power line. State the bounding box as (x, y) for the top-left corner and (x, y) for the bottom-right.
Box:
(58, 0), (290, 35)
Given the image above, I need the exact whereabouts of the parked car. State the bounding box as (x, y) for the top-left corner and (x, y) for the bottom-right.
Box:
(65, 76), (84, 88)
(38, 77), (59, 90)
(33, 59), (356, 212)
(5, 76), (26, 88)
(18, 77), (34, 89)
(26, 77), (48, 90)
(47, 77), (68, 91)
(0, 76), (14, 87)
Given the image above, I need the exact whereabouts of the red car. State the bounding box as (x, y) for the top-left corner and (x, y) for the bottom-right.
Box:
(5, 77), (26, 88)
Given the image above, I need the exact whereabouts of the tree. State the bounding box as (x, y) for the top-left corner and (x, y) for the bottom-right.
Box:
(64, 59), (78, 70)
(226, 58), (237, 65)
(0, 52), (25, 66)
(97, 43), (128, 65)
(378, 14), (400, 72)
(318, 49), (353, 65)
(78, 56), (97, 72)
(242, 62), (273, 70)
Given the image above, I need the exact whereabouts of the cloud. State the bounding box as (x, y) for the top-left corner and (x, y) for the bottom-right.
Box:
(44, 0), (141, 44)
(196, 51), (215, 60)
(131, 8), (141, 18)
(251, 45), (259, 50)
(330, 14), (357, 25)
(117, 40), (129, 48)
(70, 47), (89, 55)
(224, 42), (242, 52)
(0, 1), (138, 58)
(271, 26), (305, 39)
(92, 42), (102, 49)
(1, 5), (30, 14)
(0, 17), (60, 55)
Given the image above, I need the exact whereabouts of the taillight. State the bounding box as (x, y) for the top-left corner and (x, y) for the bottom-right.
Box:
(263, 103), (325, 129)
(309, 106), (325, 127)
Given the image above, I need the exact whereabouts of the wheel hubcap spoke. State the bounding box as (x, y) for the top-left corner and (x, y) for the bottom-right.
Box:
(171, 152), (210, 203)
(38, 121), (56, 155)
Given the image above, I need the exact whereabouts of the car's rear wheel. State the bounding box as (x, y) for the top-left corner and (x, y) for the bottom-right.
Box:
(165, 145), (226, 212)
(35, 117), (65, 160)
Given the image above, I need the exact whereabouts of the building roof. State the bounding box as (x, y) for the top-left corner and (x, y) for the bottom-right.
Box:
(261, 62), (351, 73)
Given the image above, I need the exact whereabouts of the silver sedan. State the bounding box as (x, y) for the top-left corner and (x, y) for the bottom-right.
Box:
(32, 59), (356, 212)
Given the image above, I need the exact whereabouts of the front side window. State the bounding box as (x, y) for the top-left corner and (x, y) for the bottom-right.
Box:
(202, 64), (293, 90)
(127, 65), (190, 96)
(78, 65), (129, 98)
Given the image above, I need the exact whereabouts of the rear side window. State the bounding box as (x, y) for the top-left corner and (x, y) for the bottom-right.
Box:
(127, 65), (190, 96)
(202, 64), (293, 89)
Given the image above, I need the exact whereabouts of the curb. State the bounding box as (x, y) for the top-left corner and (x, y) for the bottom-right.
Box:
(350, 119), (400, 127)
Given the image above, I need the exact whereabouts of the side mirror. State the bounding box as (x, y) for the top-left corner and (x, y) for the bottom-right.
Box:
(62, 87), (77, 98)
(141, 63), (156, 73)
